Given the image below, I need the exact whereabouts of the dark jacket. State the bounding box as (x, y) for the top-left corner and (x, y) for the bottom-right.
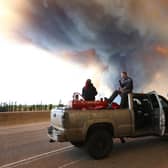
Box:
(82, 83), (97, 101)
(119, 77), (133, 94)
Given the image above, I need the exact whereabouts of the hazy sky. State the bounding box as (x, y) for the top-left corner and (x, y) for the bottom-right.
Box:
(0, 36), (108, 104)
(0, 0), (168, 104)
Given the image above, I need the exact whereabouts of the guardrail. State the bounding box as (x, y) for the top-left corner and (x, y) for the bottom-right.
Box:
(0, 111), (50, 126)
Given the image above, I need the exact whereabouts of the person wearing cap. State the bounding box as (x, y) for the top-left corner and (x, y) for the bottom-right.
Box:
(82, 79), (97, 101)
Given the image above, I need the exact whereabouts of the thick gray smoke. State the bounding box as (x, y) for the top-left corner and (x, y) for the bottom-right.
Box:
(14, 0), (168, 92)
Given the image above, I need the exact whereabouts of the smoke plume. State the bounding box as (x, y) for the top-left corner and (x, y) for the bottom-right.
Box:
(5, 0), (168, 94)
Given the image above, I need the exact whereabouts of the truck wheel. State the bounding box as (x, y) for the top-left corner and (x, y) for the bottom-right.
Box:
(70, 141), (84, 148)
(86, 129), (113, 159)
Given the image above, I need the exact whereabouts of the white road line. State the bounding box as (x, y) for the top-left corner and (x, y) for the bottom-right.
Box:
(58, 158), (85, 168)
(0, 145), (73, 168)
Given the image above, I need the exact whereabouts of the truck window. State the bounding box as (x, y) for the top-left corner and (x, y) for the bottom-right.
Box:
(133, 96), (152, 112)
(149, 94), (159, 108)
(159, 96), (168, 108)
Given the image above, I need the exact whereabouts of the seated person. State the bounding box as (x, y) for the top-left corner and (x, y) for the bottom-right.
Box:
(108, 71), (133, 108)
(82, 79), (97, 101)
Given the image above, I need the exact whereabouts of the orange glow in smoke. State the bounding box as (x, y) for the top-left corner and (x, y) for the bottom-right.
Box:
(155, 45), (168, 57)
(62, 49), (108, 71)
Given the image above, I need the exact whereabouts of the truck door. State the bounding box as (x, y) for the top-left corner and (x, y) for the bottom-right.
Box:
(148, 92), (165, 136)
(133, 94), (153, 133)
(158, 95), (168, 133)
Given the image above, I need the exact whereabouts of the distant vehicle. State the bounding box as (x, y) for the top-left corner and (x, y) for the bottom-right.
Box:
(48, 91), (168, 159)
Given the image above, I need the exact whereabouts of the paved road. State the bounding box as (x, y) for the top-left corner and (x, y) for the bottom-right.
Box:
(0, 122), (168, 168)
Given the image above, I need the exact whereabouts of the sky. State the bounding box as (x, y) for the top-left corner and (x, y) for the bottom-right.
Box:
(0, 0), (111, 105)
(0, 1), (110, 104)
(0, 36), (109, 104)
(0, 0), (168, 104)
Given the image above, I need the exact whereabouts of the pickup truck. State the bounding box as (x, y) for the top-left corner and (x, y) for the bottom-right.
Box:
(48, 91), (168, 159)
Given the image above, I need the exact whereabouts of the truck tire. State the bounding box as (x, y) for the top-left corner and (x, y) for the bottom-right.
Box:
(86, 129), (113, 159)
(70, 141), (84, 148)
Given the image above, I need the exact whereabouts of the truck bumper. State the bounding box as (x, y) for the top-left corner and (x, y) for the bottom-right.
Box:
(48, 125), (67, 142)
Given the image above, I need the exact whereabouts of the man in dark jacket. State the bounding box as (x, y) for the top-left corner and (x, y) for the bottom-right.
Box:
(82, 79), (97, 101)
(108, 71), (133, 144)
(108, 71), (133, 108)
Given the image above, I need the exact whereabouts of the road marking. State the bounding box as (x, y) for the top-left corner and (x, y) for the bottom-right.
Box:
(58, 159), (82, 168)
(0, 145), (73, 168)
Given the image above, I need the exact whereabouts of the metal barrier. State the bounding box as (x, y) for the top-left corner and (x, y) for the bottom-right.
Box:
(0, 111), (50, 126)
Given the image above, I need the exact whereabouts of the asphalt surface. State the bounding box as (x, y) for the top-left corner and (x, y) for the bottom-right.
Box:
(0, 122), (168, 168)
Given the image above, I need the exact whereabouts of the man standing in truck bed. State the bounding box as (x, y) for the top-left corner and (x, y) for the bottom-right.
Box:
(108, 71), (133, 108)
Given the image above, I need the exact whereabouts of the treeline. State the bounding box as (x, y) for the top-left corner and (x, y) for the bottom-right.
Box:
(0, 103), (56, 112)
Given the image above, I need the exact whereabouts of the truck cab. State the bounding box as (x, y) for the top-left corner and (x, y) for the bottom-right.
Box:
(131, 92), (167, 136)
(48, 92), (168, 159)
